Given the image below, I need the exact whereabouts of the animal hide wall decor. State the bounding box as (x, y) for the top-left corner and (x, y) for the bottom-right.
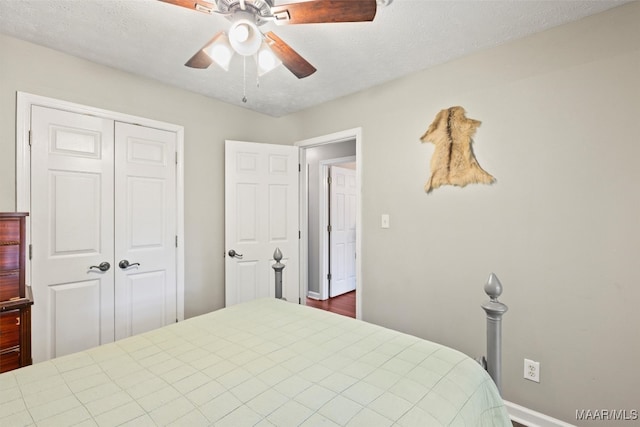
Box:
(421, 106), (495, 193)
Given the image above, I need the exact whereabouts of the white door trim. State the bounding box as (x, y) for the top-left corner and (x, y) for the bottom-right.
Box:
(15, 92), (185, 321)
(319, 156), (356, 300)
(295, 128), (363, 319)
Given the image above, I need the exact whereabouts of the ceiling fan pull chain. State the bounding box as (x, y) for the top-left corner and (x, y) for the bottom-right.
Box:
(242, 56), (248, 103)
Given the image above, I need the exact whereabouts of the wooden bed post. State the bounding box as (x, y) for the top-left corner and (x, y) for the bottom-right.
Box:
(481, 273), (508, 395)
(272, 248), (285, 300)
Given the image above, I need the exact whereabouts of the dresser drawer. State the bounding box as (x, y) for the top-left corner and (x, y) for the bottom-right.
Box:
(0, 213), (30, 373)
(0, 218), (20, 242)
(0, 309), (20, 351)
(0, 245), (19, 271)
(0, 271), (20, 301)
(0, 347), (21, 373)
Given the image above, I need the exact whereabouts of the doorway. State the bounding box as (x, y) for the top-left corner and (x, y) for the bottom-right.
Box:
(296, 128), (362, 319)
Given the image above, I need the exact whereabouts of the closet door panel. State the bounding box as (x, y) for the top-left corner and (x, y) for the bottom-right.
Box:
(114, 122), (177, 340)
(30, 106), (115, 363)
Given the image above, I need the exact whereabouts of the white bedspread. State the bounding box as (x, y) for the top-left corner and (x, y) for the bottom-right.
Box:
(1, 298), (510, 426)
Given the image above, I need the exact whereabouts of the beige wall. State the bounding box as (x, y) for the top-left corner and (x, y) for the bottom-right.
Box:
(1, 1), (638, 423)
(288, 2), (640, 424)
(0, 33), (300, 319)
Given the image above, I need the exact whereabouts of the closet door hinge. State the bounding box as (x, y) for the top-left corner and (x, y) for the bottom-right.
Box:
(327, 176), (332, 184)
(175, 235), (178, 248)
(28, 130), (32, 147)
(298, 163), (301, 172)
(327, 225), (332, 233)
(29, 244), (32, 260)
(298, 230), (301, 239)
(175, 152), (178, 165)
(327, 273), (332, 281)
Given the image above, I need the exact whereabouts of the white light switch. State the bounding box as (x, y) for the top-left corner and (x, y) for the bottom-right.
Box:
(381, 214), (390, 229)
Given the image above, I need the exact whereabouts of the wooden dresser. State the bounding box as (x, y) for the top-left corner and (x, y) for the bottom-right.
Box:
(0, 212), (33, 373)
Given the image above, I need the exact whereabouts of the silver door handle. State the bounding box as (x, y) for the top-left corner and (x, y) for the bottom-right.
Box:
(89, 262), (111, 272)
(228, 250), (243, 259)
(119, 260), (141, 269)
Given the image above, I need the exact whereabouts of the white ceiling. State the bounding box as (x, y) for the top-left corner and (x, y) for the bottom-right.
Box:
(0, 0), (630, 117)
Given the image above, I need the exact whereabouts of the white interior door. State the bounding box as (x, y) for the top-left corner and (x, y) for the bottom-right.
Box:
(225, 140), (299, 306)
(114, 122), (177, 339)
(30, 107), (178, 363)
(31, 106), (115, 363)
(329, 166), (357, 297)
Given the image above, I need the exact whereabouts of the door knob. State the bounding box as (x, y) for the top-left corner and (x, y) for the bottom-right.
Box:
(119, 260), (141, 269)
(89, 262), (111, 272)
(228, 250), (243, 259)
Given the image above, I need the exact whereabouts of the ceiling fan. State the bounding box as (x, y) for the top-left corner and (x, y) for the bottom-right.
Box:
(160, 0), (378, 79)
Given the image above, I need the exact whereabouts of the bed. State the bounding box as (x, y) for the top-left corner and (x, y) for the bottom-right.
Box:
(0, 298), (510, 426)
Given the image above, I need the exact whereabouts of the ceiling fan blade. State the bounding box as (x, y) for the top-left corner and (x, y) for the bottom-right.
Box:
(264, 32), (316, 79)
(271, 0), (377, 25)
(158, 0), (216, 15)
(185, 32), (224, 68)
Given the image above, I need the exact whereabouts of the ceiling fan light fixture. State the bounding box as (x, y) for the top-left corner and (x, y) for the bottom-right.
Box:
(210, 44), (233, 71)
(232, 23), (250, 42)
(256, 42), (282, 76)
(229, 18), (262, 56)
(204, 33), (233, 71)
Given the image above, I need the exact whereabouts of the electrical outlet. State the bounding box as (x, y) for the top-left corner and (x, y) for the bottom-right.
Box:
(524, 359), (540, 382)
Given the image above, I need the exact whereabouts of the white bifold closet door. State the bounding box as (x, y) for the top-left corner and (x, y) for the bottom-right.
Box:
(30, 106), (177, 363)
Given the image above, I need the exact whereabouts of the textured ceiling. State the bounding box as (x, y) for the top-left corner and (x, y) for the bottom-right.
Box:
(0, 0), (631, 117)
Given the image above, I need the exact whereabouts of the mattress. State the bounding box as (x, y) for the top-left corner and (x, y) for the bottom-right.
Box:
(0, 298), (510, 426)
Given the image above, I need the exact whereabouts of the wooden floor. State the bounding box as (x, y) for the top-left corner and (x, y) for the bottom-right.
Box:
(306, 291), (355, 318)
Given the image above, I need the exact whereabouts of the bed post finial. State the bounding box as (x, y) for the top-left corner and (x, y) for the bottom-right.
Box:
(484, 272), (503, 302)
(481, 273), (508, 395)
(273, 247), (283, 263)
(272, 248), (286, 300)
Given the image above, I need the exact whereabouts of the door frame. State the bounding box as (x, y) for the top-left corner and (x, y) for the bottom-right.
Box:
(296, 128), (363, 319)
(319, 156), (356, 301)
(15, 92), (186, 321)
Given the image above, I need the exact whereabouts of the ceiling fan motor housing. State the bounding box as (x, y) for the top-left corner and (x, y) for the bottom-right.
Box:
(216, 0), (273, 23)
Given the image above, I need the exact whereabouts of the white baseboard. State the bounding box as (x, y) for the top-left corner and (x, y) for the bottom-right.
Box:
(307, 291), (321, 300)
(504, 400), (576, 427)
